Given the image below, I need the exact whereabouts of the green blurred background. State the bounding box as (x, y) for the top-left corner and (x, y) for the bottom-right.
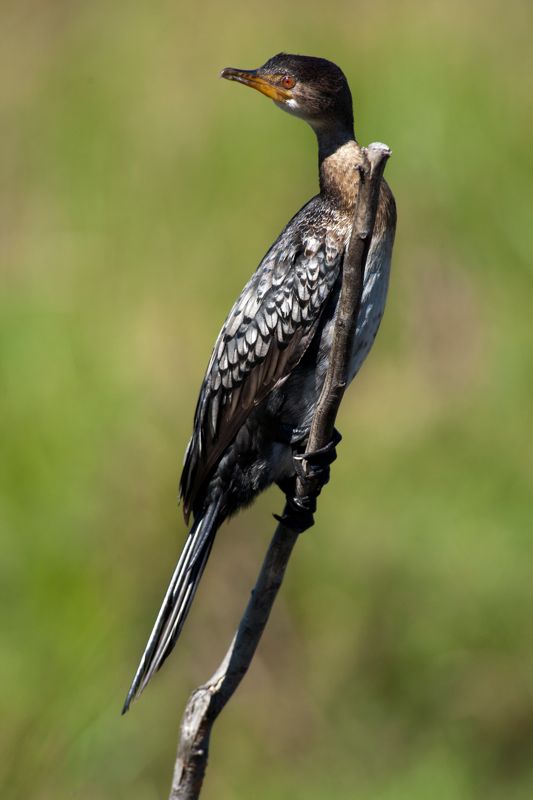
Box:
(2, 1), (533, 797)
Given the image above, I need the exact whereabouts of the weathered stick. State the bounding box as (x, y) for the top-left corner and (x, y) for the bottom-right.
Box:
(169, 143), (391, 800)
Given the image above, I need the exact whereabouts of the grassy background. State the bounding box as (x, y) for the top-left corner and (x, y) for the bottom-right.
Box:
(2, 1), (533, 797)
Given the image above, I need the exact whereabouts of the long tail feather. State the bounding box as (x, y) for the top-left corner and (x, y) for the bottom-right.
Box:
(122, 499), (221, 713)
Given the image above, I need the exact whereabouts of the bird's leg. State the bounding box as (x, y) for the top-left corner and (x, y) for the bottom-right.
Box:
(275, 428), (342, 533)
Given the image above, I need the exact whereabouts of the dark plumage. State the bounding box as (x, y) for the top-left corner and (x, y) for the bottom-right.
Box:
(123, 53), (396, 712)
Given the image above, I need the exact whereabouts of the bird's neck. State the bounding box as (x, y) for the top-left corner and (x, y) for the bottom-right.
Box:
(316, 126), (362, 209)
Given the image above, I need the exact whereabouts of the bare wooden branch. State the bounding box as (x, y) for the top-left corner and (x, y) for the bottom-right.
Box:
(169, 520), (299, 799)
(169, 142), (392, 800)
(299, 142), (392, 468)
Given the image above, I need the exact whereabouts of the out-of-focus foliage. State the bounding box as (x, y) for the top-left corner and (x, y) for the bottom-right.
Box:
(1, 1), (532, 797)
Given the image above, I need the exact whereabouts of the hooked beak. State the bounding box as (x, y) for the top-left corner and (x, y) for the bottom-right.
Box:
(220, 67), (292, 103)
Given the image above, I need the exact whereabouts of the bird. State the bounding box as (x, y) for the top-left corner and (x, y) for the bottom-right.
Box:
(123, 53), (396, 712)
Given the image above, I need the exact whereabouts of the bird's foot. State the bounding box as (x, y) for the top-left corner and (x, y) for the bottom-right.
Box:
(274, 493), (316, 534)
(274, 428), (342, 533)
(292, 428), (342, 486)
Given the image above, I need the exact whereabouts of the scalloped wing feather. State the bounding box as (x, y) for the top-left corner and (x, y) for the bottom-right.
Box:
(180, 225), (344, 521)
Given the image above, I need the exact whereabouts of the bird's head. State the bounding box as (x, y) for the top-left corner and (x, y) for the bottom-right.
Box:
(221, 53), (354, 135)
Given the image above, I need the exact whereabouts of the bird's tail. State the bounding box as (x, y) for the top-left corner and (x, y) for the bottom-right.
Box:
(122, 498), (222, 713)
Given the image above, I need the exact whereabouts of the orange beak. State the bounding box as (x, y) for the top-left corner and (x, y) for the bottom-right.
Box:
(220, 67), (292, 103)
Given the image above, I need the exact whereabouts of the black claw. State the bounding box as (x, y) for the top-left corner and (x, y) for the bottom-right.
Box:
(293, 457), (331, 483)
(293, 427), (342, 481)
(275, 429), (342, 534)
(274, 495), (316, 533)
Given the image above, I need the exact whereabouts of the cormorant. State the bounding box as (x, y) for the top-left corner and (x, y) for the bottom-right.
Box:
(123, 53), (396, 712)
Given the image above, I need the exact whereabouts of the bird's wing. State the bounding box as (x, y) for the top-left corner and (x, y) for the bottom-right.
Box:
(180, 220), (344, 520)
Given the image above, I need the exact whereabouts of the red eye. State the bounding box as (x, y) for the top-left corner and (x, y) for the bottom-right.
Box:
(281, 75), (295, 89)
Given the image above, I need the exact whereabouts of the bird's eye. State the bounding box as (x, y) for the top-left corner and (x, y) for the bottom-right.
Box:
(281, 75), (296, 89)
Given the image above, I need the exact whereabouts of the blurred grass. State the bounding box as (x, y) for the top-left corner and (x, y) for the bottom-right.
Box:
(1, 0), (533, 797)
